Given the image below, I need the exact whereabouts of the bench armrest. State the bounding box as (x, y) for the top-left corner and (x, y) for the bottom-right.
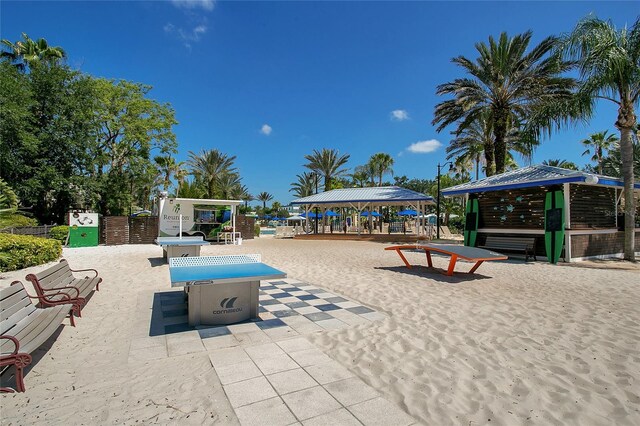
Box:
(41, 286), (81, 299)
(65, 262), (99, 279)
(0, 335), (20, 356)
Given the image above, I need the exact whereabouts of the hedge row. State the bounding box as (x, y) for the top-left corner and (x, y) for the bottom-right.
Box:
(49, 225), (69, 242)
(0, 233), (62, 272)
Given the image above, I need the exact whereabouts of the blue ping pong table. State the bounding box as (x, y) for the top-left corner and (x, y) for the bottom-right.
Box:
(169, 254), (286, 326)
(155, 236), (210, 260)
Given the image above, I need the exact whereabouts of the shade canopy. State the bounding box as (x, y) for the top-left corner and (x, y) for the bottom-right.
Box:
(360, 211), (382, 217)
(292, 186), (434, 207)
(397, 209), (417, 216)
(324, 211), (340, 217)
(286, 215), (306, 221)
(442, 164), (640, 196)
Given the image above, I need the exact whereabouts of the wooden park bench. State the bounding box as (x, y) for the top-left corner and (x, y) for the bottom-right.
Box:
(479, 236), (537, 261)
(1, 282), (75, 392)
(25, 259), (102, 316)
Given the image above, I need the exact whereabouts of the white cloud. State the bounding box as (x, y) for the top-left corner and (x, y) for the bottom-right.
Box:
(391, 109), (409, 121)
(260, 124), (272, 136)
(170, 0), (215, 11)
(164, 22), (208, 49)
(407, 139), (442, 154)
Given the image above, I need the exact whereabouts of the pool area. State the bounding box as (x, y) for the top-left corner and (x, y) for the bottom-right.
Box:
(260, 228), (276, 235)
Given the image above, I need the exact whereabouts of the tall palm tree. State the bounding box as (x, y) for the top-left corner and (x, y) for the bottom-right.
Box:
(290, 172), (316, 198)
(581, 131), (619, 175)
(1, 33), (66, 71)
(447, 113), (536, 180)
(187, 149), (237, 198)
(256, 192), (273, 210)
(367, 153), (394, 186)
(433, 31), (576, 175)
(560, 16), (640, 261)
(542, 159), (579, 170)
(154, 155), (177, 192)
(304, 148), (350, 191)
(217, 171), (242, 199)
(174, 162), (188, 197)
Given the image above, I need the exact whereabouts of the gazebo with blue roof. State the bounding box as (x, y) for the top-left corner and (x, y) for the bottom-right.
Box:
(442, 164), (640, 262)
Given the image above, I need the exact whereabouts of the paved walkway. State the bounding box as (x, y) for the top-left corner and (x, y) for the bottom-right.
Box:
(129, 278), (417, 425)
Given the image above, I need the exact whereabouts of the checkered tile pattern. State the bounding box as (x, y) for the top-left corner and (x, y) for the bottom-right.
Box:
(153, 279), (382, 336)
(257, 281), (374, 320)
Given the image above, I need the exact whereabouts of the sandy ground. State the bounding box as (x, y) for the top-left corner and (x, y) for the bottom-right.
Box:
(1, 237), (639, 425)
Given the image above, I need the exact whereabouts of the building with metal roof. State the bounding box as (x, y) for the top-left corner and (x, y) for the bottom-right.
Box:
(291, 186), (435, 237)
(441, 165), (639, 262)
(291, 186), (435, 206)
(442, 165), (640, 196)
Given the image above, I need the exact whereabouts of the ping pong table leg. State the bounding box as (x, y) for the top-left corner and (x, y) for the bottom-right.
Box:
(468, 260), (484, 274)
(395, 249), (412, 269)
(424, 250), (433, 268)
(446, 255), (458, 276)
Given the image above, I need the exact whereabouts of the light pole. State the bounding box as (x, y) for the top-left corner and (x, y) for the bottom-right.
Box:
(314, 173), (319, 234)
(436, 161), (452, 239)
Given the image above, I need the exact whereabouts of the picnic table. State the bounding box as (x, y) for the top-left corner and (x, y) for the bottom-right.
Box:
(155, 236), (210, 260)
(169, 254), (286, 326)
(385, 244), (508, 276)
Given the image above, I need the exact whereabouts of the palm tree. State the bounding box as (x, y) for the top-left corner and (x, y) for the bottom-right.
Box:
(560, 16), (639, 261)
(304, 148), (350, 191)
(238, 186), (253, 209)
(256, 192), (273, 210)
(433, 31), (576, 175)
(1, 33), (66, 71)
(367, 153), (394, 186)
(174, 162), (188, 197)
(581, 131), (619, 175)
(154, 155), (177, 192)
(542, 159), (579, 170)
(349, 165), (371, 188)
(217, 172), (242, 199)
(447, 113), (537, 180)
(290, 172), (316, 198)
(187, 149), (237, 198)
(601, 142), (640, 179)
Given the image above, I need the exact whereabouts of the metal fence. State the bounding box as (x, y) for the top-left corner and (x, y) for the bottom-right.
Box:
(0, 225), (54, 238)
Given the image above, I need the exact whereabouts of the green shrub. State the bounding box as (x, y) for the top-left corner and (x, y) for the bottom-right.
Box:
(0, 213), (38, 228)
(0, 233), (62, 272)
(254, 226), (260, 237)
(49, 225), (69, 242)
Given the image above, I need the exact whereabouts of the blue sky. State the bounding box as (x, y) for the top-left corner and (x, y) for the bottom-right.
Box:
(2, 1), (637, 205)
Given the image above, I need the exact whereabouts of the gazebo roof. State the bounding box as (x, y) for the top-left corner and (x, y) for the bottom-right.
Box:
(291, 186), (435, 207)
(442, 165), (640, 196)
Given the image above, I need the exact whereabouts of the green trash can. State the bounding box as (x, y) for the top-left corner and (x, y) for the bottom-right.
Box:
(68, 212), (99, 247)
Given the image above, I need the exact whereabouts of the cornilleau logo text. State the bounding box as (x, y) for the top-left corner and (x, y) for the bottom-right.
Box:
(212, 297), (242, 314)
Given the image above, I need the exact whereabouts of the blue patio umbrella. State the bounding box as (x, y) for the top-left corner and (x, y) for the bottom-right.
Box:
(360, 211), (382, 217)
(264, 214), (272, 219)
(397, 209), (417, 216)
(324, 211), (340, 217)
(302, 211), (323, 219)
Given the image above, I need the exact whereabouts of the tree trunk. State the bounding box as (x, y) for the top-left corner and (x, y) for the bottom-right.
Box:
(483, 141), (496, 177)
(493, 109), (508, 175)
(617, 108), (636, 261)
